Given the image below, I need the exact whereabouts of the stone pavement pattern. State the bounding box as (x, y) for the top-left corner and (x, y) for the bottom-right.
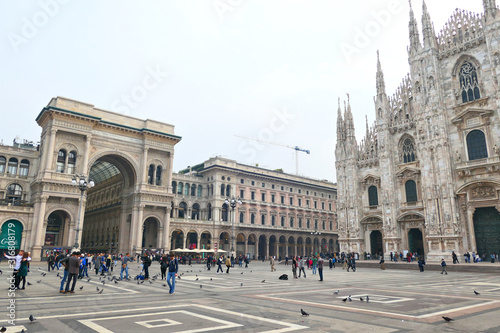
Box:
(1, 261), (500, 332)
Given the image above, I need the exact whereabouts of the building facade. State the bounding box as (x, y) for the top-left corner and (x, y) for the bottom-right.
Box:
(0, 97), (337, 259)
(169, 157), (338, 259)
(336, 1), (500, 261)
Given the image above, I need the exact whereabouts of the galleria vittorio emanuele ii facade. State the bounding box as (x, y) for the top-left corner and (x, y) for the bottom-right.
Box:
(336, 1), (500, 261)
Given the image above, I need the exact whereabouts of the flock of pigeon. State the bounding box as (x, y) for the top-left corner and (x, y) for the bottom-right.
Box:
(300, 289), (484, 323)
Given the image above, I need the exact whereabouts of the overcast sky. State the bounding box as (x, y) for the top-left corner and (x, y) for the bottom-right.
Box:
(0, 0), (485, 182)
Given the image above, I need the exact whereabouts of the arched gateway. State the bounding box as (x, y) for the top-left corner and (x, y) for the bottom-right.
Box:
(29, 97), (181, 259)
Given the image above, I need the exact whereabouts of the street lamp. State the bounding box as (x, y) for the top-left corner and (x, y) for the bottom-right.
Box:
(224, 197), (242, 254)
(71, 174), (95, 250)
(311, 226), (321, 255)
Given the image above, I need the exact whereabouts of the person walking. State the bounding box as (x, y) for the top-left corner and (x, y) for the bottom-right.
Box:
(440, 259), (448, 275)
(142, 254), (151, 280)
(160, 256), (168, 280)
(216, 256), (224, 274)
(225, 256), (231, 274)
(312, 256), (318, 275)
(206, 254), (212, 271)
(230, 254), (235, 268)
(166, 253), (178, 294)
(59, 254), (70, 293)
(4, 250), (24, 290)
(380, 258), (386, 270)
(244, 256), (249, 268)
(120, 253), (133, 280)
(291, 257), (298, 279)
(64, 252), (81, 294)
(17, 252), (30, 290)
(270, 256), (276, 272)
(298, 257), (306, 278)
(418, 258), (425, 272)
(317, 256), (324, 281)
(48, 252), (55, 272)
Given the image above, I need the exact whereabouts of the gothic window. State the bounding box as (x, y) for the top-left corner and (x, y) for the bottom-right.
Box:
(405, 180), (418, 203)
(459, 62), (481, 103)
(19, 159), (29, 177)
(56, 150), (66, 173)
(402, 138), (416, 163)
(156, 166), (162, 186)
(368, 186), (378, 206)
(0, 156), (5, 173)
(148, 165), (155, 185)
(67, 151), (76, 174)
(467, 130), (488, 160)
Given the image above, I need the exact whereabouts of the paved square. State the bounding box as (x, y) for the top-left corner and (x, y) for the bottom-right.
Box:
(2, 261), (500, 332)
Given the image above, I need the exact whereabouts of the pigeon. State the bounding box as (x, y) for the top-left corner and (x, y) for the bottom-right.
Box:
(210, 278), (212, 281)
(36, 280), (41, 283)
(80, 286), (84, 290)
(162, 284), (167, 287)
(87, 278), (91, 282)
(195, 278), (199, 281)
(0, 270), (2, 275)
(241, 272), (243, 274)
(0, 326), (6, 332)
(334, 290), (339, 294)
(177, 276), (181, 280)
(102, 281), (105, 285)
(114, 281), (118, 284)
(261, 280), (265, 283)
(96, 287), (99, 291)
(149, 281), (153, 284)
(137, 280), (140, 285)
(200, 285), (202, 289)
(57, 273), (60, 277)
(98, 289), (104, 294)
(360, 297), (364, 302)
(474, 290), (480, 295)
(240, 283), (243, 287)
(366, 296), (370, 302)
(27, 282), (32, 286)
(140, 280), (144, 284)
(348, 295), (352, 302)
(29, 314), (36, 323)
(342, 298), (347, 302)
(442, 316), (453, 322)
(300, 309), (309, 316)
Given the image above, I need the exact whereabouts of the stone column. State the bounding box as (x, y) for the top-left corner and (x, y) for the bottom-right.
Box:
(285, 242), (289, 257)
(467, 207), (477, 252)
(31, 195), (48, 260)
(44, 129), (57, 172)
(244, 239), (248, 256)
(142, 148), (149, 184)
(164, 208), (171, 251)
(82, 135), (92, 174)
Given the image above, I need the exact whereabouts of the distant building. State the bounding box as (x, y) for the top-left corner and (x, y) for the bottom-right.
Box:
(169, 157), (338, 259)
(335, 1), (500, 261)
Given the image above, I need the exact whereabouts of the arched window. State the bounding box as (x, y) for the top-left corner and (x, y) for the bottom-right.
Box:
(184, 183), (190, 196)
(67, 151), (76, 174)
(261, 214), (265, 225)
(178, 202), (187, 218)
(368, 186), (378, 206)
(0, 157), (5, 173)
(19, 159), (29, 177)
(192, 203), (200, 220)
(197, 185), (202, 197)
(250, 213), (255, 224)
(56, 150), (66, 173)
(239, 212), (244, 223)
(172, 181), (177, 194)
(402, 138), (416, 163)
(467, 130), (488, 160)
(6, 183), (22, 204)
(177, 182), (183, 194)
(191, 184), (196, 196)
(156, 166), (162, 186)
(7, 158), (18, 175)
(459, 61), (481, 103)
(220, 184), (225, 196)
(405, 180), (418, 203)
(221, 203), (228, 221)
(148, 165), (155, 185)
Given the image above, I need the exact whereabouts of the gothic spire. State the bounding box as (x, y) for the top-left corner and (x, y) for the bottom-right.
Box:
(483, 0), (498, 20)
(408, 0), (421, 54)
(344, 94), (355, 140)
(421, 0), (437, 49)
(337, 97), (344, 143)
(376, 50), (386, 96)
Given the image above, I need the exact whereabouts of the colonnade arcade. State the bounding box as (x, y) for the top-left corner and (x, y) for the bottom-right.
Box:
(169, 228), (336, 259)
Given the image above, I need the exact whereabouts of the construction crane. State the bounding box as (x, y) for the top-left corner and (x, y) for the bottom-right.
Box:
(234, 135), (310, 175)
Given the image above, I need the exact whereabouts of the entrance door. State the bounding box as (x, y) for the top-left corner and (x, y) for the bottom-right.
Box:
(474, 207), (500, 258)
(408, 228), (424, 256)
(370, 230), (383, 257)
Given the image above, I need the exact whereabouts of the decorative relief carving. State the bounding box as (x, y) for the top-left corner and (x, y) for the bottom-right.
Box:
(54, 119), (92, 132)
(471, 186), (496, 199)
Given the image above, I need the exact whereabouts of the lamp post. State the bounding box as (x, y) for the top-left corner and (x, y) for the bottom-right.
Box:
(224, 197), (242, 255)
(311, 226), (321, 255)
(71, 174), (94, 251)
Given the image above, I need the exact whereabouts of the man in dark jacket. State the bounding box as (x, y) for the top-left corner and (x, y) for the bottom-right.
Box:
(48, 252), (55, 271)
(166, 253), (178, 294)
(64, 252), (81, 293)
